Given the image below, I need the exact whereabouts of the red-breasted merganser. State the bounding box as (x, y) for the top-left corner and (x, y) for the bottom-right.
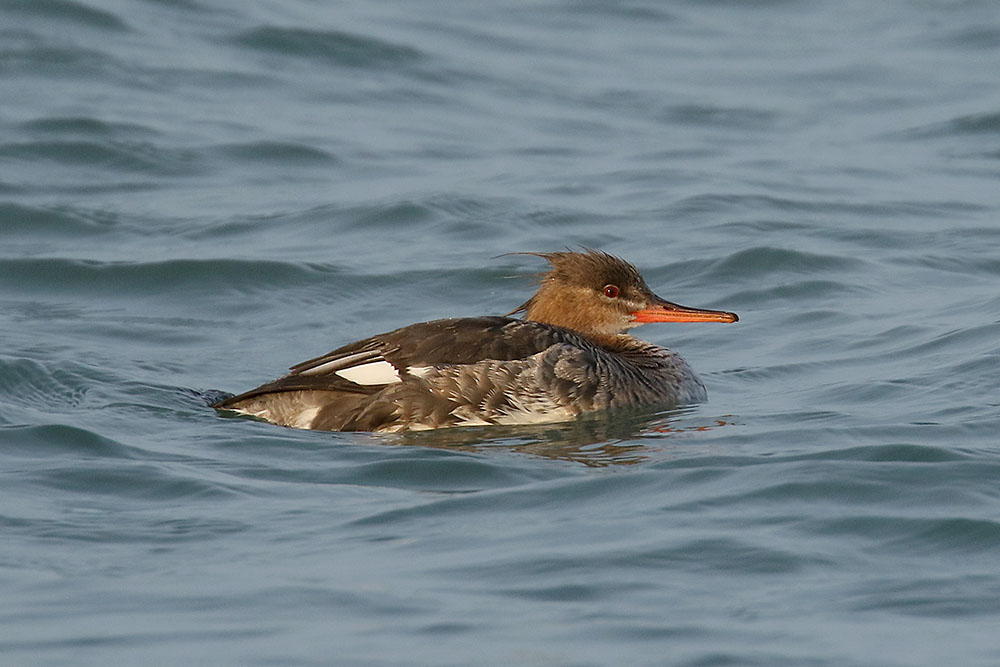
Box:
(213, 250), (738, 432)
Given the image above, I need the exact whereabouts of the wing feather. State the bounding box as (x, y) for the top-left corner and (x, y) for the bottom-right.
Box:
(214, 316), (591, 412)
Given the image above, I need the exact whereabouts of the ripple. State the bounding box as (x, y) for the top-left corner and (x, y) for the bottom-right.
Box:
(668, 193), (985, 219)
(725, 278), (862, 306)
(816, 516), (1000, 555)
(715, 246), (865, 277)
(212, 141), (336, 165)
(0, 424), (134, 459)
(18, 115), (157, 139)
(890, 253), (1000, 277)
(441, 533), (815, 581)
(661, 103), (780, 131)
(0, 357), (95, 415)
(330, 455), (540, 492)
(933, 26), (1000, 51)
(890, 321), (999, 357)
(894, 111), (1000, 140)
(30, 462), (242, 503)
(0, 140), (203, 176)
(847, 575), (1000, 617)
(0, 203), (120, 238)
(4, 0), (128, 31)
(232, 26), (423, 69)
(3, 510), (249, 545)
(0, 44), (123, 78)
(623, 537), (811, 574)
(0, 257), (339, 296)
(805, 443), (968, 463)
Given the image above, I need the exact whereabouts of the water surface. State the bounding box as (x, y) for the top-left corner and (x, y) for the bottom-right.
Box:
(2, 0), (1000, 665)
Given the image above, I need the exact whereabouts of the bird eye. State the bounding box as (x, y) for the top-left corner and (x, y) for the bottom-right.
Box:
(603, 284), (620, 298)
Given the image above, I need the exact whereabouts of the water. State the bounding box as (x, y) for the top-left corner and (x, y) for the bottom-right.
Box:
(2, 0), (1000, 664)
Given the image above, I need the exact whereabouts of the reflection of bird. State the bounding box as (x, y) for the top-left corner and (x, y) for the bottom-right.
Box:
(213, 250), (737, 432)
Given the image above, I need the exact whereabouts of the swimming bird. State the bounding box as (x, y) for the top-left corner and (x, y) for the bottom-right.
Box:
(212, 250), (738, 432)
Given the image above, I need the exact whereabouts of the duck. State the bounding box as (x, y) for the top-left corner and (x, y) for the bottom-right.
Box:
(212, 250), (738, 432)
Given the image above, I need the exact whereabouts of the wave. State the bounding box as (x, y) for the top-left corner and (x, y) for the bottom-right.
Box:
(231, 26), (423, 69)
(4, 0), (128, 31)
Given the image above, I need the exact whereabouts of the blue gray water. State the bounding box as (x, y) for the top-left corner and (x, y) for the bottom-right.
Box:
(3, 0), (1000, 664)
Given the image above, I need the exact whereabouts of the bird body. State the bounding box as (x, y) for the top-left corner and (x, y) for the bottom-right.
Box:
(213, 251), (737, 432)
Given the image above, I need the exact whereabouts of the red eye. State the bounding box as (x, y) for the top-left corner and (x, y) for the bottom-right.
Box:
(603, 284), (619, 298)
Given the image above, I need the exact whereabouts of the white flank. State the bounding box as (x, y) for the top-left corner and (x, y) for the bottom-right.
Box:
(449, 408), (492, 427)
(335, 360), (402, 385)
(289, 406), (321, 429)
(496, 395), (575, 426)
(232, 405), (320, 430)
(406, 365), (433, 378)
(494, 407), (575, 426)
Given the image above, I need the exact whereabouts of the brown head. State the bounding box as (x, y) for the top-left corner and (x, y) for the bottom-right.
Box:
(508, 250), (738, 336)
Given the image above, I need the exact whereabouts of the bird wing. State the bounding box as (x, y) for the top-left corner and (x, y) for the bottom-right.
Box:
(214, 317), (589, 408)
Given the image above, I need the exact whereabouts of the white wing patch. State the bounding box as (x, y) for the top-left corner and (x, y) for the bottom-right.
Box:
(334, 360), (402, 385)
(297, 350), (379, 376)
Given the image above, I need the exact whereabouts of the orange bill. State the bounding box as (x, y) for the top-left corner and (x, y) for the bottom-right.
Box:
(632, 297), (738, 324)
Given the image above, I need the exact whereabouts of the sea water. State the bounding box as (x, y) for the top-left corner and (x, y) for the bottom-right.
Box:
(2, 1), (1000, 664)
